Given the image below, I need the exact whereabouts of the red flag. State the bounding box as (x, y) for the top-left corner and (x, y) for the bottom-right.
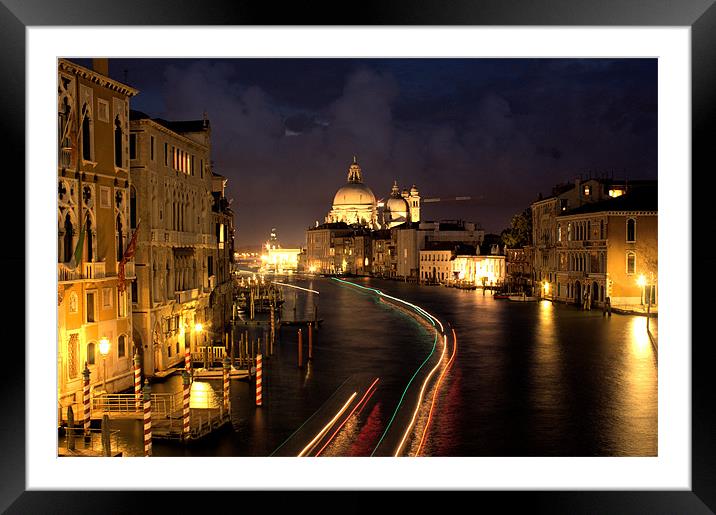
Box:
(118, 220), (141, 293)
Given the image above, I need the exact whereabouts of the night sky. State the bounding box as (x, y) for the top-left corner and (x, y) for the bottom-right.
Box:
(84, 58), (657, 247)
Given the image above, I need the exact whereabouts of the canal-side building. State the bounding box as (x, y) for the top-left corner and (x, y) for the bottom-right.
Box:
(305, 222), (355, 274)
(531, 177), (657, 297)
(57, 58), (139, 411)
(128, 110), (217, 376)
(505, 246), (534, 292)
(548, 184), (658, 307)
(209, 172), (236, 344)
(395, 220), (485, 281)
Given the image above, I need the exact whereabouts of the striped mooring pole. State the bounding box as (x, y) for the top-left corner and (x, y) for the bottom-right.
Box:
(184, 334), (191, 372)
(143, 379), (152, 457)
(134, 350), (142, 410)
(255, 353), (263, 406)
(82, 362), (91, 436)
(222, 356), (230, 412)
(297, 328), (303, 368)
(182, 370), (191, 441)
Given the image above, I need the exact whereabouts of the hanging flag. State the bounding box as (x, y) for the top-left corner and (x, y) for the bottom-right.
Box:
(68, 218), (86, 270)
(118, 220), (141, 293)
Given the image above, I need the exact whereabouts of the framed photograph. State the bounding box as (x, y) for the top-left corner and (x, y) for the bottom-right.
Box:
(6, 0), (713, 512)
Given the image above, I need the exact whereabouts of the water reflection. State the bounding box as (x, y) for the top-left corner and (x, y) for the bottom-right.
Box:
(136, 278), (658, 457)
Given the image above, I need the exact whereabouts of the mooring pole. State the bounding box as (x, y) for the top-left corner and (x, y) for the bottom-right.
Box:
(308, 323), (313, 361)
(143, 380), (152, 457)
(82, 362), (91, 437)
(256, 353), (263, 406)
(298, 328), (303, 368)
(182, 370), (191, 441)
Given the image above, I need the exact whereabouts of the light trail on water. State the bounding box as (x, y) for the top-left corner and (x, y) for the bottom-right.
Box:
(314, 378), (380, 457)
(271, 282), (320, 295)
(297, 392), (357, 457)
(415, 328), (459, 456)
(394, 333), (447, 457)
(331, 277), (457, 458)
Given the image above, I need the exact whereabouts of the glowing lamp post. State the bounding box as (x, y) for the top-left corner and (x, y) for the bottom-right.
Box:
(99, 337), (110, 391)
(637, 274), (646, 305)
(543, 281), (550, 298)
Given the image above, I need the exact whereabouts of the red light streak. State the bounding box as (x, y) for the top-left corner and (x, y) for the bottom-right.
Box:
(415, 328), (458, 456)
(314, 378), (380, 457)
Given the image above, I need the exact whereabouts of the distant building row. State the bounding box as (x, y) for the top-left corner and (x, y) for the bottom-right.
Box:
(305, 158), (504, 285)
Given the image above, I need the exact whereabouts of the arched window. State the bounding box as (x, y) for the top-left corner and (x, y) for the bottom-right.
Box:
(81, 104), (92, 161)
(87, 342), (96, 365)
(118, 335), (126, 358)
(86, 216), (93, 262)
(116, 214), (124, 262)
(130, 187), (137, 229)
(114, 116), (123, 168)
(63, 213), (74, 263)
(626, 218), (636, 242)
(626, 251), (636, 274)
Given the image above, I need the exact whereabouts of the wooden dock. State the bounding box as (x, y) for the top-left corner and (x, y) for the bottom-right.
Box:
(152, 407), (231, 442)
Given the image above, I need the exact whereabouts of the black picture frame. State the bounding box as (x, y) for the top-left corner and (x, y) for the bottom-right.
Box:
(3, 1), (713, 512)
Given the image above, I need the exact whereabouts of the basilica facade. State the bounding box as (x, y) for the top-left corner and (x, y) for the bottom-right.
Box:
(324, 156), (420, 230)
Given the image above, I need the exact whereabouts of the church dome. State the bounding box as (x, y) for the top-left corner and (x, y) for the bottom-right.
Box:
(333, 182), (376, 207)
(385, 195), (409, 215)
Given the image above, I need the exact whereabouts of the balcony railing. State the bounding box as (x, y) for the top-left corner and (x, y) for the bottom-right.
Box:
(58, 263), (83, 282)
(175, 288), (199, 304)
(150, 230), (214, 247)
(83, 261), (106, 279)
(59, 147), (72, 169)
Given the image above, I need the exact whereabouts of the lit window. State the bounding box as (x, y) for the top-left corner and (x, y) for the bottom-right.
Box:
(626, 252), (636, 274)
(584, 185), (590, 196)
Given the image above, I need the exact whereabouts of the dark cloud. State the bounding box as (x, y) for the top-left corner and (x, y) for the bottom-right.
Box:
(103, 58), (657, 247)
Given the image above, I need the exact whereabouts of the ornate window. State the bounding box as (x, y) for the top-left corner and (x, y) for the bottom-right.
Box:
(81, 104), (92, 161)
(626, 218), (636, 242)
(626, 251), (636, 275)
(114, 116), (123, 168)
(68, 334), (79, 379)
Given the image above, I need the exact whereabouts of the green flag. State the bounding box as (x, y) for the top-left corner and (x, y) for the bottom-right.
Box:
(69, 218), (86, 270)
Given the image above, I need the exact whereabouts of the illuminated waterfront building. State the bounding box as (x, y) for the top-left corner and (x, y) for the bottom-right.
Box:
(419, 242), (505, 286)
(210, 172), (235, 339)
(128, 109), (222, 375)
(531, 177), (656, 300)
(532, 181), (658, 306)
(57, 59), (138, 411)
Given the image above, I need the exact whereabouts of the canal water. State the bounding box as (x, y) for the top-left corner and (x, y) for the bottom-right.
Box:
(111, 276), (657, 457)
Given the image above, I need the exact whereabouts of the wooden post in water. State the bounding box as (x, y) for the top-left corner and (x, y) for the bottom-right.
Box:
(231, 335), (237, 368)
(82, 362), (91, 437)
(101, 414), (111, 457)
(143, 380), (152, 457)
(255, 353), (263, 406)
(67, 406), (75, 451)
(222, 356), (230, 412)
(134, 350), (143, 410)
(297, 328), (303, 368)
(182, 370), (191, 441)
(308, 323), (314, 361)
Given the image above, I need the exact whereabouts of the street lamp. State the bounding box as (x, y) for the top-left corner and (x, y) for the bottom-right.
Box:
(98, 336), (110, 391)
(637, 274), (646, 305)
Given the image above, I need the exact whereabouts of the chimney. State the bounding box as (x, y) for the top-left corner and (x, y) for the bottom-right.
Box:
(92, 58), (109, 76)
